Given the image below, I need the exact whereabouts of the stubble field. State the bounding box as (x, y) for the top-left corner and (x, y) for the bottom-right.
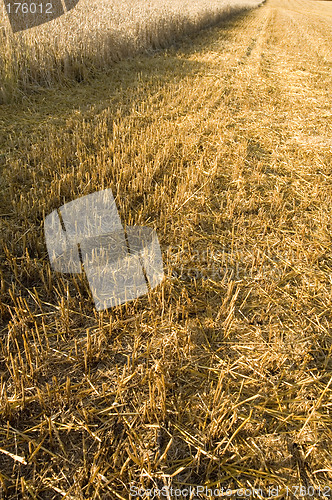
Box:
(0, 0), (332, 498)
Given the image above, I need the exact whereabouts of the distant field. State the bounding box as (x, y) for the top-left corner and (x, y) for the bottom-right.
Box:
(0, 0), (262, 102)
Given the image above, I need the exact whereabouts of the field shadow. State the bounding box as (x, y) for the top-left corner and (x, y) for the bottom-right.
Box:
(0, 7), (255, 131)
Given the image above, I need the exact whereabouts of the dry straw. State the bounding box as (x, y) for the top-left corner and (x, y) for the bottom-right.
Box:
(1, 0), (331, 497)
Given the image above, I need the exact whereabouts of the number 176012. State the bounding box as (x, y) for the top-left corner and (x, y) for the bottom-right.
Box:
(6, 3), (53, 14)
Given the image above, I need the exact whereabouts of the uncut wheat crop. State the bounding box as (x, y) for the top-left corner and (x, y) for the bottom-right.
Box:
(0, 0), (262, 102)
